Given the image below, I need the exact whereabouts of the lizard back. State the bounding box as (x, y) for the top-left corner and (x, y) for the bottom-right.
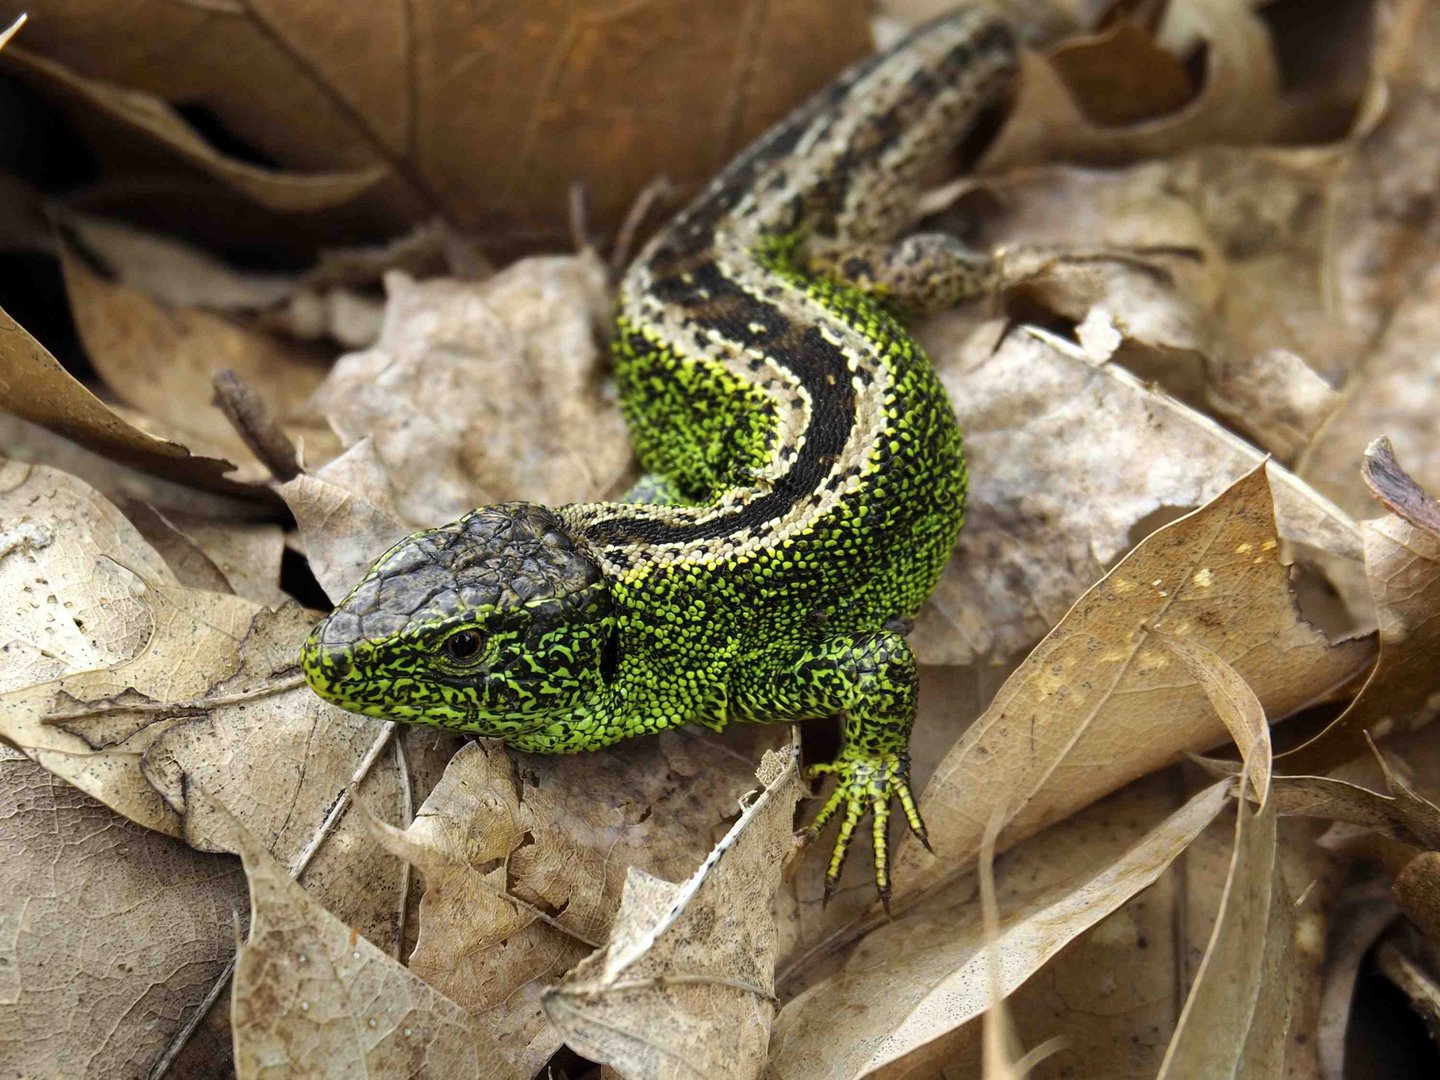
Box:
(563, 9), (1018, 661)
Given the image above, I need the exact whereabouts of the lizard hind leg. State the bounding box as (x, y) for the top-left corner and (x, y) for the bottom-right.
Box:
(732, 629), (929, 907)
(808, 233), (997, 317)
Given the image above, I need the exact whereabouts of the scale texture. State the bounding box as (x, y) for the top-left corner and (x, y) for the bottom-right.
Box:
(303, 7), (1019, 900)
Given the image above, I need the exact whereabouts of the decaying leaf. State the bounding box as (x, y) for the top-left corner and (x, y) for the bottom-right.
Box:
(768, 779), (1230, 1077)
(369, 727), (789, 1075)
(60, 243), (337, 482)
(0, 755), (247, 1080)
(0, 305), (251, 496)
(278, 439), (411, 604)
(1283, 439), (1440, 773)
(182, 788), (519, 1080)
(0, 464), (433, 950)
(982, 0), (1281, 170)
(544, 747), (803, 1079)
(913, 326), (1363, 666)
(895, 464), (1368, 903)
(3, 1), (871, 250)
(1152, 635), (1293, 1080)
(4, 46), (388, 214)
(313, 253), (631, 526)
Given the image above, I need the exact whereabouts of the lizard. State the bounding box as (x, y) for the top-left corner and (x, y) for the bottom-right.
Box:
(300, 6), (1019, 905)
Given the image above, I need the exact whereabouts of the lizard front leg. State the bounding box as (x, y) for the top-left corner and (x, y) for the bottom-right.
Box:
(732, 630), (928, 906)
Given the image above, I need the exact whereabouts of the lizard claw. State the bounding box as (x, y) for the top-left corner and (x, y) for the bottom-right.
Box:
(805, 751), (926, 907)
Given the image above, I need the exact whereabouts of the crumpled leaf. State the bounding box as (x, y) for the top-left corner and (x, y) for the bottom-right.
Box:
(1302, 0), (1440, 515)
(982, 0), (1281, 170)
(1154, 634), (1293, 1080)
(0, 465), (431, 950)
(0, 304), (252, 496)
(0, 755), (247, 1080)
(4, 1), (870, 250)
(278, 439), (411, 604)
(767, 779), (1231, 1078)
(368, 727), (789, 1075)
(913, 324), (1364, 666)
(4, 46), (388, 213)
(544, 746), (803, 1079)
(313, 253), (631, 525)
(894, 464), (1369, 903)
(60, 243), (337, 482)
(0, 457), (247, 1080)
(183, 788), (518, 1080)
(0, 458), (175, 690)
(1283, 440), (1440, 773)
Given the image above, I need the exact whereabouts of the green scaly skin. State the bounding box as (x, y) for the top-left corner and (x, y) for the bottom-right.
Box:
(301, 7), (1018, 904)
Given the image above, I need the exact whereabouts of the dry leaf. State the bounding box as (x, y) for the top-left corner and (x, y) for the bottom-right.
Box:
(0, 304), (252, 496)
(544, 747), (803, 1079)
(278, 439), (410, 604)
(0, 457), (247, 1080)
(5, 1), (870, 250)
(181, 788), (520, 1080)
(369, 727), (788, 1074)
(1283, 440), (1440, 773)
(1301, 0), (1440, 513)
(0, 464), (430, 950)
(982, 0), (1281, 171)
(0, 756), (247, 1080)
(1268, 757), (1440, 853)
(895, 465), (1368, 904)
(1394, 851), (1440, 949)
(1153, 636), (1293, 1080)
(312, 253), (631, 526)
(60, 243), (335, 482)
(4, 46), (388, 213)
(0, 458), (174, 691)
(912, 326), (1363, 666)
(767, 781), (1230, 1078)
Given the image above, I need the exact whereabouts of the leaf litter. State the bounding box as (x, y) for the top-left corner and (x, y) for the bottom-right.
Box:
(3, 1), (1440, 1078)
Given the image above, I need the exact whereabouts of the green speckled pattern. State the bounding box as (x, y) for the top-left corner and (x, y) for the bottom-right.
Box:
(302, 7), (1019, 902)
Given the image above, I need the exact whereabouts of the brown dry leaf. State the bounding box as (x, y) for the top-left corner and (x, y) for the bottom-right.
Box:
(1153, 637), (1292, 1080)
(1394, 852), (1440, 948)
(4, 46), (387, 214)
(179, 788), (519, 1080)
(0, 754), (247, 1080)
(983, 0), (1281, 171)
(1270, 771), (1440, 854)
(60, 243), (336, 482)
(1283, 440), (1440, 773)
(950, 150), (1345, 459)
(122, 499), (241, 595)
(0, 464), (430, 950)
(544, 747), (803, 1079)
(368, 727), (788, 1074)
(156, 512), (287, 605)
(278, 440), (410, 604)
(0, 304), (256, 497)
(5, 1), (870, 250)
(313, 253), (631, 526)
(0, 458), (175, 691)
(895, 465), (1368, 903)
(768, 782), (1230, 1077)
(1301, 0), (1440, 514)
(912, 325), (1363, 666)
(0, 456), (247, 1080)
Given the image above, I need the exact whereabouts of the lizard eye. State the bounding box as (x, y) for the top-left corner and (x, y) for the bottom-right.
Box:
(444, 630), (485, 663)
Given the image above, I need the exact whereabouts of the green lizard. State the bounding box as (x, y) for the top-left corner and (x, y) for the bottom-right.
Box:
(301, 7), (1019, 904)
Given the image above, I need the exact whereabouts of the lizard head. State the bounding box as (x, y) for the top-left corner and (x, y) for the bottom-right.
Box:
(300, 503), (614, 734)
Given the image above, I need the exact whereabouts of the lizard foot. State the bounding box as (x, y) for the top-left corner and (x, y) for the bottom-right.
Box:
(805, 751), (930, 910)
